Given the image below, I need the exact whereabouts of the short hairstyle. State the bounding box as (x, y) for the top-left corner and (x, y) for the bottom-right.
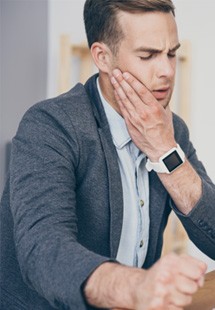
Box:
(84, 0), (175, 55)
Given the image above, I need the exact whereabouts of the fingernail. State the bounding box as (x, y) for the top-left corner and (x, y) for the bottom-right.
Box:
(199, 276), (205, 287)
(113, 69), (121, 77)
(110, 76), (117, 84)
(122, 72), (129, 80)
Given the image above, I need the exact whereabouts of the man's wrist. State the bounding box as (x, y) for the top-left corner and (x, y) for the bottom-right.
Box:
(146, 144), (185, 174)
(83, 261), (144, 309)
(146, 142), (177, 162)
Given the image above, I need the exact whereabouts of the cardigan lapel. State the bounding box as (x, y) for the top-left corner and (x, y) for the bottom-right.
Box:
(84, 75), (123, 258)
(98, 127), (124, 258)
(144, 171), (170, 268)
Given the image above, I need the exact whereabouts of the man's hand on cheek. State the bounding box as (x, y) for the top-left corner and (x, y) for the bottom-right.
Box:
(110, 69), (176, 161)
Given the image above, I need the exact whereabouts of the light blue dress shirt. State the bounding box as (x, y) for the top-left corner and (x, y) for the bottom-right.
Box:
(97, 79), (150, 268)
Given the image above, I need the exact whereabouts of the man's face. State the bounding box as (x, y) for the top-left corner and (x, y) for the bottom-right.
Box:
(110, 11), (179, 108)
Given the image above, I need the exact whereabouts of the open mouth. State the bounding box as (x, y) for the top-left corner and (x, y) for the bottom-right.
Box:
(152, 88), (170, 100)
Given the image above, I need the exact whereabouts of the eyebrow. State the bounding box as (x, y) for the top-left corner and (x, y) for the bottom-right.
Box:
(134, 43), (181, 54)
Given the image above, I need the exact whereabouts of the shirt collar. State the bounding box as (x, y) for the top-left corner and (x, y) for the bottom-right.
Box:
(97, 78), (131, 149)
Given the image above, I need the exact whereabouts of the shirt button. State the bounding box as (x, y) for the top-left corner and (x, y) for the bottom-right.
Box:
(140, 199), (144, 207)
(140, 240), (144, 248)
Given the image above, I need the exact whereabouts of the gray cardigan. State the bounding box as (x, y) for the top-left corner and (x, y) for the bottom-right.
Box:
(1, 74), (215, 310)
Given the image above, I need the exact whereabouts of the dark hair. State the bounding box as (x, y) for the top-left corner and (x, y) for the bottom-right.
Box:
(84, 0), (175, 55)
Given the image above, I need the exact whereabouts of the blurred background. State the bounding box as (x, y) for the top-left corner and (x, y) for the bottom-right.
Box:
(1, 0), (215, 270)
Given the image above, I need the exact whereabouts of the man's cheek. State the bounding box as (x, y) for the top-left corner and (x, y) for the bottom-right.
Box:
(128, 70), (151, 90)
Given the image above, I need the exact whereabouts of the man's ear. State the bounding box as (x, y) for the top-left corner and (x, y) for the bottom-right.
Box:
(90, 42), (112, 73)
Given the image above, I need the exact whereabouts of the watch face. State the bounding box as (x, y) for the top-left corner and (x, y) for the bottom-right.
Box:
(163, 150), (183, 172)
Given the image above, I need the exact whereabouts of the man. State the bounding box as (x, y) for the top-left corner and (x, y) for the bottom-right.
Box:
(0, 0), (215, 309)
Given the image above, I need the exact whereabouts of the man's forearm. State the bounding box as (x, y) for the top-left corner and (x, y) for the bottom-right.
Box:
(110, 70), (202, 215)
(83, 262), (140, 309)
(158, 158), (202, 215)
(83, 254), (206, 310)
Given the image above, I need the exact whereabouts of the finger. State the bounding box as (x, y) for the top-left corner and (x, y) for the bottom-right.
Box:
(145, 293), (187, 310)
(197, 275), (205, 287)
(112, 308), (133, 310)
(167, 306), (183, 310)
(114, 90), (144, 139)
(180, 254), (207, 273)
(174, 274), (199, 295)
(165, 104), (173, 115)
(168, 290), (193, 308)
(154, 273), (193, 307)
(178, 255), (207, 281)
(111, 74), (145, 114)
(162, 253), (206, 283)
(113, 69), (157, 106)
(112, 80), (148, 131)
(113, 88), (134, 121)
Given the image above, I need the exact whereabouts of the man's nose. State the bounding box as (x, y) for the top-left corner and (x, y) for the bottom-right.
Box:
(156, 55), (175, 79)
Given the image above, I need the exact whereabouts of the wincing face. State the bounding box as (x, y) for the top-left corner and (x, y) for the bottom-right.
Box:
(109, 10), (180, 109)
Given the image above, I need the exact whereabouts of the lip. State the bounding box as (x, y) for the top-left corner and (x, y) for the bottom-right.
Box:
(152, 87), (170, 100)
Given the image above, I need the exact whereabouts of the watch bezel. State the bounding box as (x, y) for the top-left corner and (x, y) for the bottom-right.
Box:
(146, 144), (185, 174)
(161, 149), (184, 173)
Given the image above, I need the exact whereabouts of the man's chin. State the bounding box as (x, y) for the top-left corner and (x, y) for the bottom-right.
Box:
(157, 98), (170, 109)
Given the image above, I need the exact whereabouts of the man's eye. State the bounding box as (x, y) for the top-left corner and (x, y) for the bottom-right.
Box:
(139, 54), (153, 60)
(168, 53), (176, 58)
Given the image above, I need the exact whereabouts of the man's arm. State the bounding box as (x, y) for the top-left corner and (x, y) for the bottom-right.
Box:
(84, 253), (206, 309)
(110, 69), (215, 260)
(158, 159), (202, 214)
(9, 102), (111, 308)
(110, 69), (201, 215)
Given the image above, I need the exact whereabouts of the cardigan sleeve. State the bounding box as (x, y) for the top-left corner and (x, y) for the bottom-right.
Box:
(170, 114), (215, 259)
